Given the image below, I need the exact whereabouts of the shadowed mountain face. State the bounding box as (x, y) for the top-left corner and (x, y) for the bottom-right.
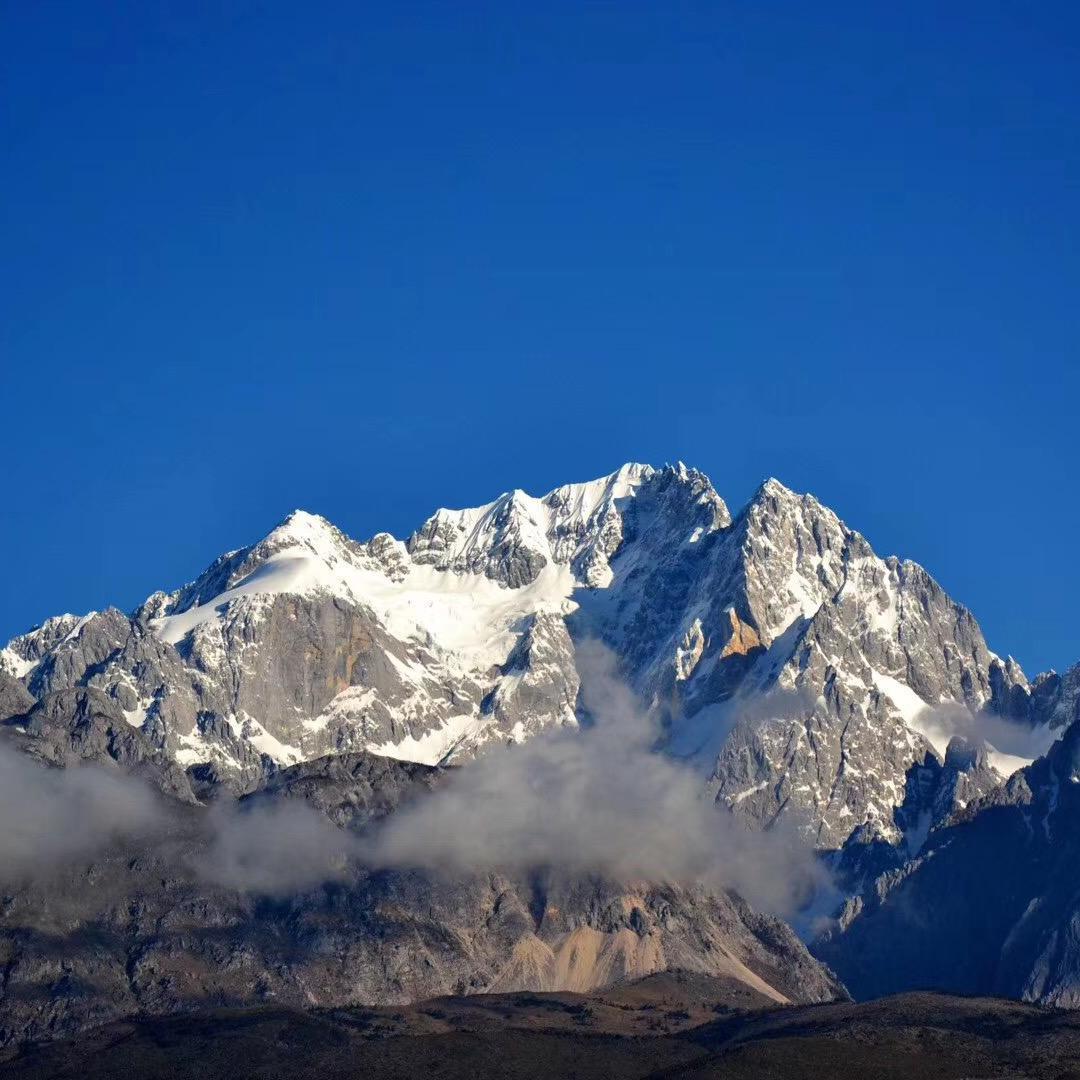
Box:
(814, 713), (1080, 1007)
(1, 975), (1077, 1080)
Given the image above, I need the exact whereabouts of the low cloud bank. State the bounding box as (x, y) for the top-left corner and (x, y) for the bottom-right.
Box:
(0, 740), (352, 896)
(0, 743), (166, 880)
(0, 644), (832, 911)
(196, 799), (355, 894)
(364, 640), (827, 916)
(913, 703), (1060, 774)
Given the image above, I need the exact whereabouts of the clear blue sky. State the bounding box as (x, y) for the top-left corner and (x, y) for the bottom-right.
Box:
(3, 2), (1078, 674)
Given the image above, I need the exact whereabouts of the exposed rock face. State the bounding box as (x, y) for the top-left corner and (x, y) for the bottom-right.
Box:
(241, 750), (443, 828)
(0, 615), (81, 679)
(1027, 661), (1080, 730)
(831, 735), (1003, 895)
(0, 672), (34, 722)
(2, 463), (1039, 853)
(626, 480), (1032, 848)
(814, 713), (1080, 1006)
(2, 687), (196, 803)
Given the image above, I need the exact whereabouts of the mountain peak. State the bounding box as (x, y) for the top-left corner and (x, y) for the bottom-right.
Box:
(4, 460), (1045, 867)
(278, 507), (323, 526)
(612, 460), (654, 483)
(266, 509), (340, 545)
(753, 476), (801, 501)
(742, 477), (845, 541)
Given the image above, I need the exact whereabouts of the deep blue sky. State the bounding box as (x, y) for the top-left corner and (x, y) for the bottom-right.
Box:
(3, 2), (1078, 674)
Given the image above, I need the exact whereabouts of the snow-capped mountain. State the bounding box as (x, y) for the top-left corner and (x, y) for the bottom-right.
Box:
(0, 463), (1053, 849)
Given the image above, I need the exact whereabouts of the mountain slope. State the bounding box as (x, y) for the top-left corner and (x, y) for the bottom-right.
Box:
(0, 751), (842, 1050)
(814, 698), (1080, 1005)
(1, 464), (1043, 851)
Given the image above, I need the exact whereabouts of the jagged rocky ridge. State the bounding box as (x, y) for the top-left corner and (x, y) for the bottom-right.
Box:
(1, 464), (1057, 853)
(815, 692), (1080, 1007)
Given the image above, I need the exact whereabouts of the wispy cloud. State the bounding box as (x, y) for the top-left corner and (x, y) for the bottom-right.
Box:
(365, 639), (827, 916)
